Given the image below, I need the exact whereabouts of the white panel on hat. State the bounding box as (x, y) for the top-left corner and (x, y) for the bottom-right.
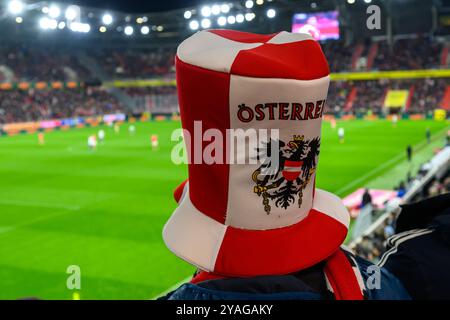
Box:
(266, 31), (314, 44)
(226, 75), (330, 230)
(163, 183), (227, 271)
(312, 189), (350, 228)
(177, 31), (262, 73)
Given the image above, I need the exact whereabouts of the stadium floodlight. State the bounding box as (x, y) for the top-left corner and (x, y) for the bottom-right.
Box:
(347, 0), (355, 3)
(201, 6), (211, 17)
(236, 14), (244, 23)
(227, 15), (236, 24)
(217, 16), (227, 26)
(48, 5), (61, 18)
(48, 19), (57, 29)
(201, 18), (211, 29)
(141, 26), (150, 34)
(42, 6), (49, 14)
(124, 25), (134, 36)
(245, 0), (254, 9)
(99, 26), (106, 32)
(211, 5), (221, 15)
(184, 10), (192, 19)
(8, 0), (24, 15)
(70, 22), (90, 33)
(65, 6), (79, 21)
(58, 21), (65, 29)
(221, 4), (230, 13)
(189, 20), (199, 30)
(245, 12), (255, 21)
(266, 9), (276, 18)
(102, 13), (113, 25)
(39, 17), (57, 30)
(256, 0), (264, 5)
(15, 16), (23, 23)
(39, 17), (50, 29)
(364, 0), (372, 3)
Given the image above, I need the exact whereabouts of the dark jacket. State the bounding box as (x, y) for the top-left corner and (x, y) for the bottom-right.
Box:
(380, 193), (450, 299)
(160, 253), (410, 300)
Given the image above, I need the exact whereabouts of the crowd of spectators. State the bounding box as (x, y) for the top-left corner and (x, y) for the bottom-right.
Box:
(373, 37), (443, 71)
(0, 36), (449, 124)
(325, 80), (353, 114)
(0, 36), (446, 83)
(325, 78), (449, 116)
(92, 48), (175, 79)
(0, 45), (92, 82)
(321, 40), (356, 72)
(409, 78), (448, 113)
(0, 87), (124, 124)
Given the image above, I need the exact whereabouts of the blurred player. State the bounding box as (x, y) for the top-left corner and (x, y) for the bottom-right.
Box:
(88, 134), (97, 150)
(392, 114), (398, 127)
(338, 127), (345, 143)
(151, 134), (159, 149)
(114, 122), (120, 134)
(330, 118), (336, 129)
(129, 125), (136, 135)
(98, 129), (105, 143)
(426, 127), (431, 144)
(38, 132), (45, 145)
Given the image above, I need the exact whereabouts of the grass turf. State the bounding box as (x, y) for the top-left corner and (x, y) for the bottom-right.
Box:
(0, 119), (448, 299)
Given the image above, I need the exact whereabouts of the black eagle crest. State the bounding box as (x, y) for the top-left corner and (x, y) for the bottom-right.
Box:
(252, 135), (320, 214)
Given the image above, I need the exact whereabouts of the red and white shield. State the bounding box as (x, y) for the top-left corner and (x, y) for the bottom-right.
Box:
(282, 160), (303, 181)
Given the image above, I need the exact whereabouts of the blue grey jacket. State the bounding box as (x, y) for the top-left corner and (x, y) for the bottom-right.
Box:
(160, 255), (410, 300)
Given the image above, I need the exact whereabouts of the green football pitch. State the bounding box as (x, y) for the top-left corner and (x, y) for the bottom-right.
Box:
(0, 119), (448, 299)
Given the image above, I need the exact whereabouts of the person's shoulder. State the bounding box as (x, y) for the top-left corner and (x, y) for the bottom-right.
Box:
(343, 249), (411, 300)
(159, 282), (323, 300)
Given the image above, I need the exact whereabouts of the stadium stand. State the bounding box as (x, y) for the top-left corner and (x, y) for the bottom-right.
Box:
(0, 35), (449, 120)
(0, 87), (124, 124)
(91, 48), (176, 80)
(373, 37), (443, 71)
(326, 78), (450, 115)
(0, 44), (92, 82)
(351, 144), (450, 262)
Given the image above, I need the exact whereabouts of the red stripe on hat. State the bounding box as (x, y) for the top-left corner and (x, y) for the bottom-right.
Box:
(190, 271), (225, 284)
(213, 209), (347, 277)
(230, 40), (330, 80)
(176, 57), (230, 224)
(173, 179), (188, 204)
(208, 29), (278, 43)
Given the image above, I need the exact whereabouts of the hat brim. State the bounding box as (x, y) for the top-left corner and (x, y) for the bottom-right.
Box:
(163, 183), (350, 277)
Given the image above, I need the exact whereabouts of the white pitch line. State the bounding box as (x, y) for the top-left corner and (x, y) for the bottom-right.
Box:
(335, 128), (447, 196)
(0, 209), (77, 236)
(334, 151), (406, 196)
(0, 199), (80, 211)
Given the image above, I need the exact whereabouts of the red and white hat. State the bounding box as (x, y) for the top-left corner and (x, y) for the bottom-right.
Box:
(163, 30), (350, 277)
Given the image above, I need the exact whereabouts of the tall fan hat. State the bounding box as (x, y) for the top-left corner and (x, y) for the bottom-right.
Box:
(163, 30), (350, 277)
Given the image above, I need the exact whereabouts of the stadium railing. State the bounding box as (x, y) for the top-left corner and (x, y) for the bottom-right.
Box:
(349, 146), (450, 247)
